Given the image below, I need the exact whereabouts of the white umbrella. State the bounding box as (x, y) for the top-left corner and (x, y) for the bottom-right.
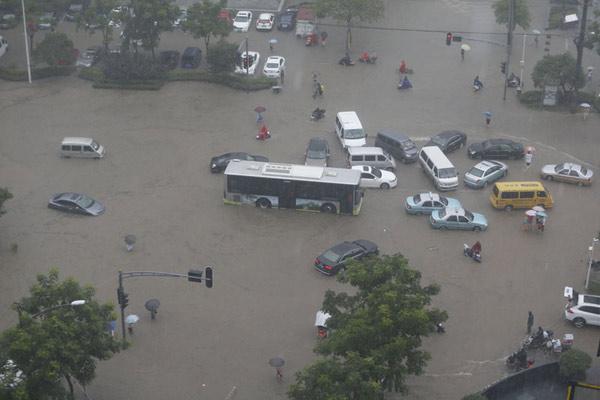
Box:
(315, 310), (331, 327)
(588, 66), (594, 71)
(125, 314), (139, 324)
(531, 29), (541, 35)
(580, 103), (591, 108)
(461, 44), (470, 51)
(532, 206), (545, 212)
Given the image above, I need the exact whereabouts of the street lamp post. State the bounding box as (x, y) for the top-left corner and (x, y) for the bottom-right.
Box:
(31, 300), (86, 318)
(585, 238), (599, 290)
(20, 0), (32, 84)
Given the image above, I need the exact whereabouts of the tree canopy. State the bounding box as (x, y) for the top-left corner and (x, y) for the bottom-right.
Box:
(32, 32), (75, 68)
(0, 270), (123, 399)
(531, 52), (586, 99)
(0, 187), (13, 217)
(77, 0), (120, 51)
(492, 0), (531, 31)
(584, 21), (600, 56)
(205, 40), (238, 75)
(182, 0), (231, 53)
(288, 253), (448, 398)
(315, 0), (384, 51)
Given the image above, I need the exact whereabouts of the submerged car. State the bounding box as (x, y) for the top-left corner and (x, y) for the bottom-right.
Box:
(352, 165), (397, 189)
(233, 10), (252, 32)
(430, 207), (488, 231)
(467, 139), (524, 159)
(234, 51), (260, 75)
(405, 192), (462, 215)
(304, 138), (329, 167)
(210, 152), (268, 173)
(425, 130), (467, 153)
(255, 13), (274, 30)
(463, 160), (508, 188)
(48, 192), (105, 216)
(263, 56), (286, 78)
(541, 163), (593, 186)
(76, 45), (104, 67)
(314, 240), (379, 276)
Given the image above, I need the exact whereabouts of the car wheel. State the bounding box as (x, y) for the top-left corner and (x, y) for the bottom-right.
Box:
(473, 226), (482, 232)
(483, 181), (488, 189)
(503, 170), (508, 177)
(256, 198), (272, 209)
(380, 183), (390, 189)
(439, 226), (447, 230)
(321, 203), (336, 214)
(577, 181), (584, 187)
(415, 211), (423, 216)
(545, 175), (553, 181)
(386, 167), (395, 172)
(505, 205), (513, 211)
(573, 318), (586, 329)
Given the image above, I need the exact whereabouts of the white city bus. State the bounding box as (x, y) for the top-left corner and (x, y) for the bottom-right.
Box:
(223, 160), (363, 215)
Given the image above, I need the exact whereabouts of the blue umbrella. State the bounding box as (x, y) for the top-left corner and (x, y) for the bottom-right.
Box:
(104, 320), (117, 332)
(483, 111), (493, 117)
(532, 29), (541, 35)
(268, 39), (277, 44)
(536, 211), (547, 217)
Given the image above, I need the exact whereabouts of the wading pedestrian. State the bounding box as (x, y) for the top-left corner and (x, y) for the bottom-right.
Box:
(524, 150), (532, 170)
(460, 48), (465, 60)
(485, 115), (491, 125)
(527, 311), (534, 334)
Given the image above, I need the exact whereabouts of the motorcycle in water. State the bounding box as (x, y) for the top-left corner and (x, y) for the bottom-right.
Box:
(315, 310), (330, 339)
(523, 328), (553, 350)
(508, 73), (521, 88)
(463, 242), (482, 262)
(256, 124), (271, 140)
(506, 348), (535, 372)
(397, 76), (412, 90)
(358, 52), (377, 64)
(306, 34), (319, 46)
(310, 107), (326, 121)
(338, 53), (355, 66)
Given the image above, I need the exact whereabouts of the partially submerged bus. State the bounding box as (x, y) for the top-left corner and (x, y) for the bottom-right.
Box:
(223, 160), (363, 215)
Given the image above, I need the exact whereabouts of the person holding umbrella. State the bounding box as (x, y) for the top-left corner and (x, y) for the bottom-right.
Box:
(268, 39), (277, 52)
(483, 111), (492, 126)
(320, 31), (327, 47)
(269, 358), (285, 379)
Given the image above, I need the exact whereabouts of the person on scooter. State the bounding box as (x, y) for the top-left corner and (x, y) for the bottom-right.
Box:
(399, 60), (407, 73)
(399, 76), (412, 89)
(258, 124), (269, 140)
(473, 76), (483, 90)
(359, 52), (370, 62)
(471, 241), (481, 255)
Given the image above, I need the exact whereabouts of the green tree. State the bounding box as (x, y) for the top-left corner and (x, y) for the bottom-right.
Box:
(122, 0), (180, 57)
(583, 21), (600, 56)
(315, 0), (384, 51)
(559, 348), (592, 381)
(289, 253), (448, 398)
(0, 270), (123, 399)
(77, 0), (120, 51)
(182, 0), (231, 53)
(492, 0), (531, 31)
(0, 187), (13, 217)
(32, 32), (74, 68)
(531, 52), (586, 102)
(205, 40), (238, 74)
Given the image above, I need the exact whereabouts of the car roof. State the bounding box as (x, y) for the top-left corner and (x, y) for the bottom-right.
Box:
(266, 56), (283, 62)
(473, 160), (502, 170)
(258, 13), (274, 18)
(352, 165), (372, 172)
(55, 192), (80, 201)
(329, 241), (361, 253)
(419, 192), (440, 201)
(444, 207), (466, 216)
(437, 130), (465, 138)
(237, 11), (251, 16)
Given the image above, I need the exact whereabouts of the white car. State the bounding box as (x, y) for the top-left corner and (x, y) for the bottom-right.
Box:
(233, 11), (252, 32)
(173, 7), (187, 27)
(263, 56), (286, 78)
(255, 13), (275, 31)
(234, 51), (260, 75)
(352, 165), (397, 189)
(565, 286), (600, 328)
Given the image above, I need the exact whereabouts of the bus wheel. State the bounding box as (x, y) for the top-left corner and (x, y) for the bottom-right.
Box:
(504, 205), (513, 211)
(321, 203), (336, 214)
(256, 198), (272, 209)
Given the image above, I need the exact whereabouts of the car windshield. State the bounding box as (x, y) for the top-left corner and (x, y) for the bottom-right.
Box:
(235, 15), (248, 22)
(464, 210), (474, 221)
(439, 196), (448, 206)
(345, 128), (365, 139)
(259, 19), (269, 23)
(580, 166), (588, 175)
(321, 249), (342, 264)
(281, 15), (292, 21)
(413, 194), (422, 203)
(307, 148), (326, 159)
(82, 52), (94, 59)
(438, 168), (456, 179)
(75, 195), (94, 208)
(554, 164), (565, 172)
(432, 136), (449, 146)
(266, 62), (279, 69)
(91, 141), (100, 150)
(371, 168), (382, 178)
(468, 167), (484, 177)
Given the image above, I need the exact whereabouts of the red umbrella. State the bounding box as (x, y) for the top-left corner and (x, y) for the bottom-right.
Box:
(525, 146), (535, 152)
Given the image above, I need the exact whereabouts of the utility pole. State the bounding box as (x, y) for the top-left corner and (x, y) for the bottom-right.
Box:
(503, 0), (515, 101)
(571, 0), (590, 113)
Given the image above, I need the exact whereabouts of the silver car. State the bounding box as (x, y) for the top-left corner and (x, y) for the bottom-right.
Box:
(463, 160), (508, 188)
(541, 163), (594, 186)
(76, 46), (104, 67)
(304, 138), (329, 167)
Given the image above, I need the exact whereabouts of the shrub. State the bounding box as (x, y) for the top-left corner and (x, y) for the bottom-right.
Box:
(102, 53), (167, 82)
(79, 67), (103, 82)
(0, 66), (75, 81)
(166, 71), (275, 90)
(559, 349), (592, 381)
(520, 90), (542, 105)
(93, 80), (163, 90)
(577, 91), (599, 111)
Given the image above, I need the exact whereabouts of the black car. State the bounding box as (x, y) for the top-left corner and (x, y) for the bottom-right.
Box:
(160, 50), (180, 70)
(314, 240), (379, 276)
(277, 12), (296, 30)
(48, 192), (105, 216)
(285, 2), (314, 13)
(467, 138), (524, 159)
(210, 152), (269, 173)
(425, 130), (467, 153)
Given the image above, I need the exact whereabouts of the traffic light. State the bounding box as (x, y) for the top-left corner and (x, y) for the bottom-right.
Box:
(501, 62), (506, 73)
(117, 287), (129, 309)
(446, 32), (452, 46)
(204, 266), (213, 288)
(188, 269), (203, 283)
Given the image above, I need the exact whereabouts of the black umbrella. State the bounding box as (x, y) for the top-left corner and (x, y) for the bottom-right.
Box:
(268, 358), (285, 367)
(145, 298), (160, 320)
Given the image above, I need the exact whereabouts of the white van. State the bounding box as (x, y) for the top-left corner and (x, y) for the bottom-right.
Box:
(347, 147), (396, 171)
(418, 146), (458, 191)
(335, 111), (366, 149)
(60, 137), (105, 158)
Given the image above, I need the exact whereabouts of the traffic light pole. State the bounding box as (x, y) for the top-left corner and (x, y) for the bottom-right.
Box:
(503, 0), (515, 101)
(117, 268), (213, 340)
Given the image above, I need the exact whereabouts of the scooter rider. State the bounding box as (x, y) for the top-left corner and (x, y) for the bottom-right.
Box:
(473, 76), (483, 90)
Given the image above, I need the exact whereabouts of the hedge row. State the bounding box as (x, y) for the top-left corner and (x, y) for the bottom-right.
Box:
(92, 79), (164, 90)
(519, 90), (599, 111)
(0, 66), (75, 81)
(167, 70), (277, 91)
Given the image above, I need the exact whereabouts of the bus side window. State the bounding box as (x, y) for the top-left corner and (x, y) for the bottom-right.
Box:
(537, 191), (547, 197)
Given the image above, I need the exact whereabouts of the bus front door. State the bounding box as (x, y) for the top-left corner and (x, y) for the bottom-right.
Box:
(339, 187), (353, 214)
(279, 181), (296, 209)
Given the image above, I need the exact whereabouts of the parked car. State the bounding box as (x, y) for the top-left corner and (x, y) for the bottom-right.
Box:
(217, 11), (232, 24)
(467, 138), (524, 159)
(233, 10), (252, 32)
(57, 47), (79, 65)
(263, 55), (285, 78)
(0, 14), (17, 29)
(75, 45), (104, 67)
(234, 51), (260, 75)
(304, 138), (329, 167)
(173, 7), (187, 27)
(210, 152), (268, 173)
(314, 240), (379, 276)
(38, 11), (57, 29)
(351, 165), (397, 189)
(463, 160), (508, 188)
(286, 2), (314, 13)
(48, 192), (105, 216)
(425, 130), (467, 153)
(405, 192), (462, 215)
(430, 207), (488, 231)
(277, 12), (296, 30)
(541, 162), (593, 186)
(160, 50), (180, 70)
(565, 287), (600, 328)
(256, 13), (274, 30)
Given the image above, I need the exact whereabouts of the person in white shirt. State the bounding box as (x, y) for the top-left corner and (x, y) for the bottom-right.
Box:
(525, 150), (533, 170)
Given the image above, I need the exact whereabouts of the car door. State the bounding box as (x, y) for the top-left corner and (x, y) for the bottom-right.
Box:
(360, 172), (377, 188)
(421, 200), (433, 213)
(556, 167), (570, 183)
(458, 215), (470, 230)
(58, 200), (78, 213)
(447, 135), (459, 151)
(485, 166), (500, 182)
(445, 215), (458, 229)
(432, 200), (445, 212)
(568, 169), (580, 184)
(578, 305), (600, 326)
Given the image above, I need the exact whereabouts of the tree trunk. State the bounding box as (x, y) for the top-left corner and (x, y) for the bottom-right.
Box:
(64, 373), (74, 397)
